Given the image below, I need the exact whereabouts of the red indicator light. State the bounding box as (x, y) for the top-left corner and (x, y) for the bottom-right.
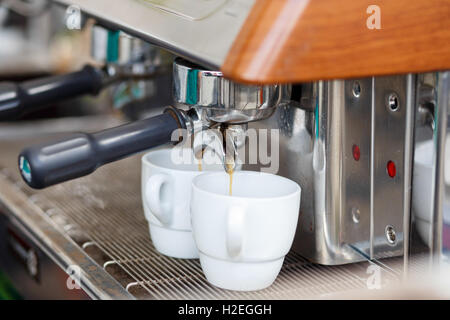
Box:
(387, 161), (396, 178)
(352, 145), (361, 161)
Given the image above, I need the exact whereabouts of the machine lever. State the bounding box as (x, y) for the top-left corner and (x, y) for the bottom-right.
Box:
(0, 65), (104, 120)
(18, 108), (186, 189)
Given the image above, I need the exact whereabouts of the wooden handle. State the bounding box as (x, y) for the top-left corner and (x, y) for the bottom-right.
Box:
(222, 0), (450, 84)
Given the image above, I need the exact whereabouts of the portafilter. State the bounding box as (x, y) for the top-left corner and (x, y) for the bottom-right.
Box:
(18, 58), (290, 189)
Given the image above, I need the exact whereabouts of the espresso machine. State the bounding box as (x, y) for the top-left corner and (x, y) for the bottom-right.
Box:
(0, 0), (449, 300)
(3, 0), (449, 265)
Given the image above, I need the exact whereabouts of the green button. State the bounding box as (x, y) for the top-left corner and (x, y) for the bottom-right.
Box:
(19, 156), (32, 183)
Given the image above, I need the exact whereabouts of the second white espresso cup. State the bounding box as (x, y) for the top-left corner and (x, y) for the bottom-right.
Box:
(141, 147), (223, 259)
(191, 171), (301, 291)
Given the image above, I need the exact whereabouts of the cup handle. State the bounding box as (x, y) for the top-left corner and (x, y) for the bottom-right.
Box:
(226, 205), (245, 257)
(145, 173), (173, 225)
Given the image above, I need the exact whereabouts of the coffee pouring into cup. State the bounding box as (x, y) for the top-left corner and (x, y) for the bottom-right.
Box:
(191, 171), (301, 291)
(141, 129), (245, 259)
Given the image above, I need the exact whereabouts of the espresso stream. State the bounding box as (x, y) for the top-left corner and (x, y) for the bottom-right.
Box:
(225, 163), (234, 196)
(196, 150), (234, 196)
(197, 151), (204, 172)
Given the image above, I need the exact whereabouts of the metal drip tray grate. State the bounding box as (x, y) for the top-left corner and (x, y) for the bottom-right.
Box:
(0, 135), (402, 300)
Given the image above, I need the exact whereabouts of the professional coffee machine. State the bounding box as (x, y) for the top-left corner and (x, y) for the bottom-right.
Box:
(1, 0), (449, 270)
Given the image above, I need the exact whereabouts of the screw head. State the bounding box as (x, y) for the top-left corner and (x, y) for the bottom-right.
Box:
(385, 225), (397, 245)
(352, 207), (361, 224)
(352, 82), (361, 98)
(387, 93), (400, 112)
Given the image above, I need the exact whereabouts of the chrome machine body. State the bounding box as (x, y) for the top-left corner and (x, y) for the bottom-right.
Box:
(252, 74), (450, 265)
(174, 60), (450, 265)
(253, 77), (414, 264)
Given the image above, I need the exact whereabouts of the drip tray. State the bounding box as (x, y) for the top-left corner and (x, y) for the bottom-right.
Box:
(0, 133), (404, 300)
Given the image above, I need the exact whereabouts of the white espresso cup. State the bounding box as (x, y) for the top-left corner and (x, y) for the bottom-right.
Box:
(141, 147), (223, 259)
(191, 171), (301, 291)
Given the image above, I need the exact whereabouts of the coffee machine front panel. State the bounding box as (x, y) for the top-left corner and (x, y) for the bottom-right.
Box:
(250, 75), (415, 265)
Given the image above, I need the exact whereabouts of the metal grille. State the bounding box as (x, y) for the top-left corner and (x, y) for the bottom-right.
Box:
(0, 137), (402, 299)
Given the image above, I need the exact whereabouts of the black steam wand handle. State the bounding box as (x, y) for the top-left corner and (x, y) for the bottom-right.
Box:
(18, 108), (186, 189)
(0, 65), (104, 120)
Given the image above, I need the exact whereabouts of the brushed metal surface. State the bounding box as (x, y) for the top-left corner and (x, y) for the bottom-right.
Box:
(52, 0), (254, 68)
(430, 72), (450, 265)
(251, 75), (416, 265)
(342, 78), (372, 257)
(371, 76), (414, 259)
(172, 57), (289, 124)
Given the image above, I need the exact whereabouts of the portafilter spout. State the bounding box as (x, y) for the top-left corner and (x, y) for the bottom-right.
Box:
(191, 123), (247, 174)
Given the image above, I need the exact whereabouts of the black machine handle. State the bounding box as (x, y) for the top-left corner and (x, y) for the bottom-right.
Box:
(0, 65), (104, 120)
(18, 109), (186, 189)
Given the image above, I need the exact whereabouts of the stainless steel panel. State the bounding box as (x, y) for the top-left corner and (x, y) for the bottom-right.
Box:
(342, 79), (372, 256)
(252, 75), (415, 265)
(432, 72), (450, 263)
(52, 0), (254, 68)
(412, 72), (450, 268)
(371, 76), (413, 259)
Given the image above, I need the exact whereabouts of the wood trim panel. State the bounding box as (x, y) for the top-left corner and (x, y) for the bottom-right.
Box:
(221, 0), (450, 84)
